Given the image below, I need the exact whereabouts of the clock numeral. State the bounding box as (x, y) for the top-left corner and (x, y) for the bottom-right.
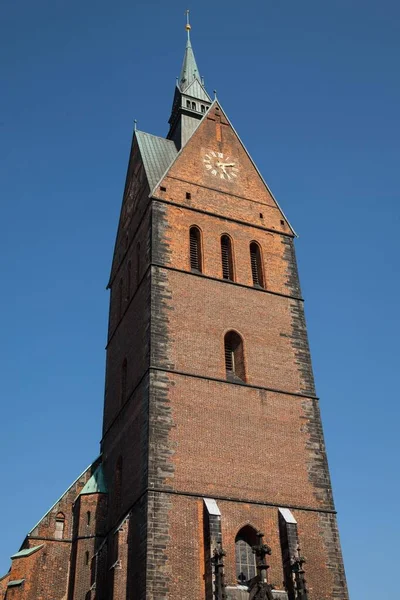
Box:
(218, 152), (223, 158)
(211, 169), (217, 175)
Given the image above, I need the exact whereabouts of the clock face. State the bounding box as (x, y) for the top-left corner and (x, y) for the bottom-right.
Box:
(203, 150), (238, 181)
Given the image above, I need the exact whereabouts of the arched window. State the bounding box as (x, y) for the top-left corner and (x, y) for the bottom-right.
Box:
(192, 102), (196, 110)
(235, 526), (258, 584)
(121, 358), (127, 406)
(221, 235), (234, 281)
(189, 226), (202, 273)
(201, 104), (205, 113)
(249, 242), (264, 288)
(224, 331), (246, 381)
(55, 512), (65, 540)
(186, 99), (191, 108)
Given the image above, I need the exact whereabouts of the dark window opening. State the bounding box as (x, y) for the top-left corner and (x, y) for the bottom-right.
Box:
(160, 186), (166, 192)
(224, 331), (246, 382)
(280, 219), (285, 226)
(189, 226), (202, 273)
(186, 192), (191, 199)
(259, 213), (264, 219)
(87, 511), (91, 526)
(201, 105), (205, 113)
(85, 551), (90, 566)
(235, 526), (258, 584)
(250, 242), (264, 288)
(186, 100), (191, 108)
(221, 235), (234, 281)
(192, 102), (196, 110)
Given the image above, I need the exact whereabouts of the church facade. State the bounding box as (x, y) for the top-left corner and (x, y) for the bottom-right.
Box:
(0, 23), (349, 600)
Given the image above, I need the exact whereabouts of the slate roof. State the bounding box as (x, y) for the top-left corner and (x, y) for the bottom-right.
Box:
(79, 464), (107, 495)
(135, 131), (178, 193)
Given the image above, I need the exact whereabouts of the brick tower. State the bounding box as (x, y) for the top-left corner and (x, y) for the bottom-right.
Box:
(0, 18), (349, 600)
(99, 18), (349, 600)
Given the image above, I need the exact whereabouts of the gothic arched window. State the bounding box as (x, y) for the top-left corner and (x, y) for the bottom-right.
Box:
(189, 226), (202, 273)
(224, 331), (246, 382)
(221, 235), (234, 281)
(235, 526), (258, 584)
(250, 242), (264, 288)
(55, 512), (65, 539)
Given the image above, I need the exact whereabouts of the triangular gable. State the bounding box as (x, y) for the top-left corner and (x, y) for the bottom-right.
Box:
(183, 79), (212, 103)
(153, 100), (296, 236)
(28, 459), (99, 537)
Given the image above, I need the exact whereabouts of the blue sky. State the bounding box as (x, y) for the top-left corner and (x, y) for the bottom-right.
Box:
(1, 1), (399, 597)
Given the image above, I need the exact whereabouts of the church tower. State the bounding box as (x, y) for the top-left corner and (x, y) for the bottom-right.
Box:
(99, 17), (349, 600)
(0, 16), (350, 600)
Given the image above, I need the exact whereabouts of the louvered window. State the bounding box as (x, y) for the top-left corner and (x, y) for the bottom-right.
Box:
(250, 242), (264, 288)
(221, 235), (234, 281)
(189, 227), (202, 273)
(224, 331), (245, 381)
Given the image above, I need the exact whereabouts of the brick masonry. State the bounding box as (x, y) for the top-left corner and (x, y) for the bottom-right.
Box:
(0, 101), (349, 600)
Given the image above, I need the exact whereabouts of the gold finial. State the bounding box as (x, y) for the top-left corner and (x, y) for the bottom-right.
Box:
(185, 9), (191, 31)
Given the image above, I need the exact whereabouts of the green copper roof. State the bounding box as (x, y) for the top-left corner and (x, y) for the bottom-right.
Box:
(135, 131), (178, 192)
(11, 545), (44, 559)
(79, 464), (107, 495)
(179, 31), (202, 92)
(8, 579), (25, 587)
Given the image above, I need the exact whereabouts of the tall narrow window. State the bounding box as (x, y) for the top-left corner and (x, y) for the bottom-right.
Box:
(55, 512), (65, 540)
(127, 260), (131, 300)
(250, 242), (264, 288)
(85, 551), (90, 566)
(192, 102), (196, 110)
(201, 104), (205, 113)
(235, 526), (258, 584)
(121, 358), (127, 405)
(221, 235), (234, 281)
(224, 331), (246, 381)
(87, 511), (91, 526)
(189, 226), (202, 273)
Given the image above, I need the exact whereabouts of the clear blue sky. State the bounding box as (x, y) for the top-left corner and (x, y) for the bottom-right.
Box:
(1, 1), (399, 597)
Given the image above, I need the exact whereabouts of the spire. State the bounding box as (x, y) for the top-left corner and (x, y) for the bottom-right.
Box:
(179, 10), (201, 91)
(167, 11), (211, 150)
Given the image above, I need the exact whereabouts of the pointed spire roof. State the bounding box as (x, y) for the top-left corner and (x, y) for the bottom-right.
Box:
(179, 11), (202, 92)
